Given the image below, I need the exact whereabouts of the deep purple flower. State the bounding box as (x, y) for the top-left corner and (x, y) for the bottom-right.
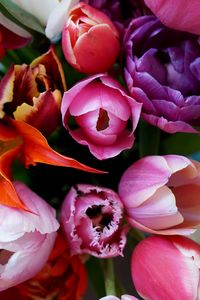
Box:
(83, 0), (146, 35)
(123, 15), (200, 133)
(61, 184), (128, 258)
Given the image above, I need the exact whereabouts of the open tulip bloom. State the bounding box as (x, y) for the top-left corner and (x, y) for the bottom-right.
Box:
(1, 0), (200, 299)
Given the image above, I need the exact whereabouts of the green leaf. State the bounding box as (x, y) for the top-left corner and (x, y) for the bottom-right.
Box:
(0, 0), (45, 34)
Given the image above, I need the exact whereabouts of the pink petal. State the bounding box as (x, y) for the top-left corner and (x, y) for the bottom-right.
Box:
(144, 0), (200, 35)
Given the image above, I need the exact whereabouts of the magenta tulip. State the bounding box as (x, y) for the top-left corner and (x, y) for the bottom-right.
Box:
(61, 73), (142, 160)
(62, 2), (120, 73)
(61, 184), (128, 258)
(131, 235), (200, 300)
(119, 155), (200, 235)
(144, 0), (200, 35)
(0, 181), (59, 291)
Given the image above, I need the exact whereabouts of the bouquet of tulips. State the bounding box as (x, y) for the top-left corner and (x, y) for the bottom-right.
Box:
(1, 0), (200, 299)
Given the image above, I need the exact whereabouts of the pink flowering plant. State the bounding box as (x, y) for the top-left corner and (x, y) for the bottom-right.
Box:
(1, 1), (200, 300)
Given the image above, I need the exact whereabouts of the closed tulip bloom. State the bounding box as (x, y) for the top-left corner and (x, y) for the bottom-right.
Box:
(0, 181), (59, 291)
(144, 0), (200, 35)
(123, 16), (200, 133)
(119, 155), (200, 235)
(61, 184), (128, 258)
(61, 73), (142, 160)
(62, 2), (120, 73)
(131, 235), (200, 300)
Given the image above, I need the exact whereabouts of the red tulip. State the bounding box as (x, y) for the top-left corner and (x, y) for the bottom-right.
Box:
(62, 2), (120, 74)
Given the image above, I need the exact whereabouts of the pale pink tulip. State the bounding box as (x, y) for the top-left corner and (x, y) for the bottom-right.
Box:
(62, 2), (120, 73)
(61, 73), (142, 160)
(144, 0), (200, 35)
(61, 184), (128, 258)
(0, 181), (59, 291)
(119, 155), (200, 235)
(131, 235), (200, 300)
(100, 295), (138, 300)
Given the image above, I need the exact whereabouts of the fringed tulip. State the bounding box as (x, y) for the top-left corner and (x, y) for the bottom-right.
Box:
(61, 184), (128, 258)
(11, 0), (79, 40)
(119, 155), (200, 235)
(0, 13), (31, 60)
(131, 235), (200, 300)
(123, 16), (200, 133)
(144, 0), (200, 35)
(100, 295), (138, 300)
(0, 181), (59, 291)
(0, 47), (66, 136)
(0, 230), (87, 300)
(0, 119), (104, 210)
(61, 73), (142, 160)
(62, 2), (120, 73)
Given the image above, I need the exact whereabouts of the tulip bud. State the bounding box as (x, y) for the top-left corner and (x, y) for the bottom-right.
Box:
(0, 181), (59, 291)
(61, 73), (142, 160)
(119, 155), (200, 235)
(131, 235), (200, 300)
(61, 184), (128, 258)
(62, 2), (120, 73)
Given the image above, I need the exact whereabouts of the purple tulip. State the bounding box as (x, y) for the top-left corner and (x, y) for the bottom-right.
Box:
(61, 73), (142, 160)
(61, 184), (128, 258)
(123, 15), (200, 133)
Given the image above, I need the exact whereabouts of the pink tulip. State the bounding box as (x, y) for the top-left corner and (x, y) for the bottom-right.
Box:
(100, 295), (138, 300)
(118, 155), (200, 235)
(131, 235), (200, 300)
(61, 73), (142, 160)
(62, 2), (120, 73)
(0, 181), (59, 291)
(61, 184), (128, 258)
(144, 0), (200, 35)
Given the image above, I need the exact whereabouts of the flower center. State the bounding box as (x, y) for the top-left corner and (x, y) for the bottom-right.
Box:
(0, 249), (14, 265)
(96, 108), (109, 131)
(86, 205), (113, 230)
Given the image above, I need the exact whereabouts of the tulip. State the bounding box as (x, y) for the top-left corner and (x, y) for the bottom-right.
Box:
(11, 0), (79, 40)
(100, 295), (138, 300)
(0, 181), (59, 291)
(0, 13), (31, 59)
(0, 46), (66, 136)
(144, 0), (200, 35)
(61, 73), (142, 160)
(0, 230), (87, 300)
(131, 235), (200, 300)
(123, 16), (200, 134)
(0, 118), (103, 210)
(61, 184), (128, 258)
(118, 155), (200, 235)
(62, 2), (120, 74)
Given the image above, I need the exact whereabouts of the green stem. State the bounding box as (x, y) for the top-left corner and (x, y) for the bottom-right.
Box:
(103, 259), (116, 296)
(139, 120), (161, 157)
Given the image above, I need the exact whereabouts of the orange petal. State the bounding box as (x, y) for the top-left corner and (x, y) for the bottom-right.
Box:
(0, 65), (15, 118)
(12, 119), (105, 173)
